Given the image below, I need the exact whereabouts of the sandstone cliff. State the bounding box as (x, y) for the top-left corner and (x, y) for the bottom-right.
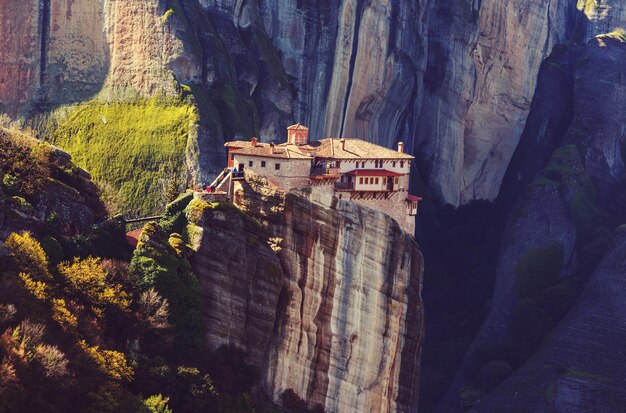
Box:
(433, 28), (626, 413)
(163, 179), (424, 413)
(1, 0), (613, 208)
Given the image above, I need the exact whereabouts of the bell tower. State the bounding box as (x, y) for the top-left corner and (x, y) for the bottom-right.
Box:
(287, 124), (309, 145)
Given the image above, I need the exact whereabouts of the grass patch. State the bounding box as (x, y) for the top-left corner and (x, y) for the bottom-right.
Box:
(47, 97), (198, 215)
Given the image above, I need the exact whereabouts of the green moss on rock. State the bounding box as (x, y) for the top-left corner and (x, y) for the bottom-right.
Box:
(47, 97), (198, 215)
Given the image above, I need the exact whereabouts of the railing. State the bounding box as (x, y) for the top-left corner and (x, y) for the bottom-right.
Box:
(124, 216), (164, 224)
(311, 167), (341, 176)
(209, 168), (229, 188)
(334, 182), (355, 191)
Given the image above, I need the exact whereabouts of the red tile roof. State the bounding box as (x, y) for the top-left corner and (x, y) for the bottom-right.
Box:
(126, 229), (143, 248)
(311, 138), (414, 160)
(225, 137), (414, 161)
(231, 143), (313, 159)
(224, 140), (254, 148)
(287, 123), (309, 130)
(346, 169), (404, 177)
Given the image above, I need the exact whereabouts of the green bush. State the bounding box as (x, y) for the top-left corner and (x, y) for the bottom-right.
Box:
(2, 174), (17, 194)
(144, 394), (172, 413)
(160, 193), (193, 235)
(130, 222), (205, 356)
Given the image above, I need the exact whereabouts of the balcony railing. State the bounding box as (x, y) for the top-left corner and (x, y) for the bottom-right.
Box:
(311, 167), (341, 177)
(334, 182), (355, 191)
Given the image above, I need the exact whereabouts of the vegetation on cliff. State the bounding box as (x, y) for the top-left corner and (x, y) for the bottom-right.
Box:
(0, 135), (321, 412)
(45, 97), (198, 216)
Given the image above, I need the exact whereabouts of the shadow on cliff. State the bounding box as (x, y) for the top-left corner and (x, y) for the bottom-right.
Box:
(413, 4), (623, 411)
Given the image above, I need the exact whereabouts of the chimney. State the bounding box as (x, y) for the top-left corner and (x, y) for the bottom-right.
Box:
(270, 142), (276, 154)
(340, 138), (346, 150)
(398, 142), (405, 153)
(251, 137), (258, 147)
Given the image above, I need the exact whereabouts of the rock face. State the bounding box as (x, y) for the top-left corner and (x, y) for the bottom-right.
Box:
(433, 29), (626, 413)
(0, 129), (105, 239)
(266, 188), (423, 413)
(0, 0), (40, 116)
(468, 228), (626, 413)
(0, 0), (607, 207)
(184, 178), (424, 413)
(187, 194), (284, 363)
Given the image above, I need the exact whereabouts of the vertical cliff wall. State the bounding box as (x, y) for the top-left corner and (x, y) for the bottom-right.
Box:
(180, 178), (424, 413)
(265, 188), (423, 413)
(0, 0), (41, 116)
(433, 26), (626, 413)
(0, 0), (599, 207)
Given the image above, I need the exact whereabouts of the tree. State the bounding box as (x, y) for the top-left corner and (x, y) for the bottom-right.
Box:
(58, 257), (131, 313)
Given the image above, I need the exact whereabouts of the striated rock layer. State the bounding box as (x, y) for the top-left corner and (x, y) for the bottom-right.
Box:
(185, 177), (424, 413)
(0, 0), (605, 206)
(235, 178), (423, 413)
(435, 28), (626, 413)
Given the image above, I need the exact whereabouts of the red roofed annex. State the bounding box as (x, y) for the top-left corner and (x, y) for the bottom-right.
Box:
(222, 125), (421, 234)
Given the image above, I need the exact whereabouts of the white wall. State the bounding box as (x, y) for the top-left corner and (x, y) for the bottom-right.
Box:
(318, 158), (411, 175)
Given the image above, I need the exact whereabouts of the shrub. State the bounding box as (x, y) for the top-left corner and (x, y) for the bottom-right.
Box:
(78, 340), (134, 381)
(160, 192), (193, 234)
(0, 305), (16, 327)
(130, 223), (204, 355)
(138, 288), (170, 333)
(144, 394), (173, 413)
(1, 174), (17, 194)
(58, 257), (131, 312)
(19, 273), (48, 301)
(34, 344), (69, 378)
(52, 299), (78, 329)
(5, 232), (50, 280)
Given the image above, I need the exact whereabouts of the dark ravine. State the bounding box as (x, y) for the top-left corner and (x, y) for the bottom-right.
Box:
(38, 0), (50, 87)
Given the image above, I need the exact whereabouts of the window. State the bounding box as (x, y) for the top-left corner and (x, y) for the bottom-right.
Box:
(275, 163), (281, 170)
(231, 153), (236, 160)
(359, 177), (364, 185)
(248, 161), (253, 167)
(393, 161), (397, 167)
(261, 161), (266, 167)
(375, 178), (379, 184)
(394, 177), (399, 184)
(400, 161), (405, 168)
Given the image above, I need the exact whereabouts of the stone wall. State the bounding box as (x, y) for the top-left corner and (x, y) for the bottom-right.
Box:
(234, 154), (313, 189)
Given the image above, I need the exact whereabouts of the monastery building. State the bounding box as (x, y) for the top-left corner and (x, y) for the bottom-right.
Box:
(221, 124), (421, 234)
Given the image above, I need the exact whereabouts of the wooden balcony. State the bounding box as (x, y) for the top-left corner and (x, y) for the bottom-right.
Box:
(334, 182), (355, 191)
(310, 167), (341, 179)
